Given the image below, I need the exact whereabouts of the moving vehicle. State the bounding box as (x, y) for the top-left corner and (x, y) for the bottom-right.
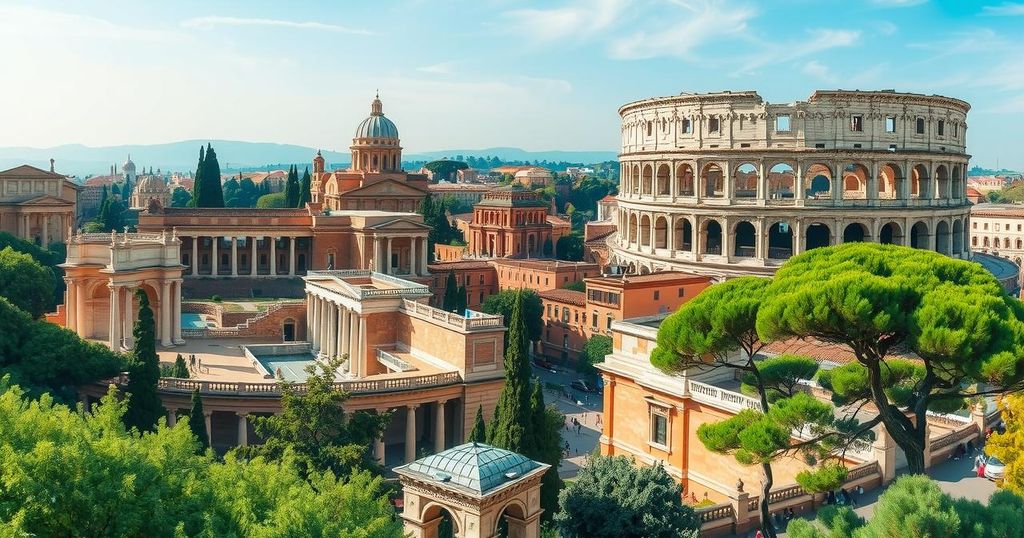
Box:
(985, 455), (1005, 480)
(570, 379), (595, 393)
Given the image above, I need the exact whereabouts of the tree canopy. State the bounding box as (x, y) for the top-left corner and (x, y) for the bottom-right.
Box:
(191, 143), (225, 208)
(298, 166), (312, 207)
(122, 289), (164, 432)
(579, 334), (612, 378)
(554, 454), (700, 538)
(0, 247), (54, 318)
(480, 289), (544, 346)
(556, 235), (585, 261)
(423, 159), (468, 182)
(285, 165), (300, 208)
(256, 192), (288, 208)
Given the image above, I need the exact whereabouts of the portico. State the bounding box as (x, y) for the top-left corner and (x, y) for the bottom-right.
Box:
(0, 164), (78, 247)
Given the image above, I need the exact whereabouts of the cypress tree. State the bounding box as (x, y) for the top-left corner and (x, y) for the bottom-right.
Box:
(455, 284), (467, 314)
(285, 165), (299, 207)
(442, 272), (459, 312)
(468, 404), (486, 443)
(298, 166), (311, 207)
(189, 145), (204, 207)
(528, 379), (563, 519)
(172, 353), (189, 378)
(188, 388), (209, 450)
(198, 143), (224, 208)
(123, 289), (164, 432)
(486, 290), (533, 452)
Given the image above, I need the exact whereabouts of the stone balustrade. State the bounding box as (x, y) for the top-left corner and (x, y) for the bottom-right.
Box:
(149, 371), (462, 396)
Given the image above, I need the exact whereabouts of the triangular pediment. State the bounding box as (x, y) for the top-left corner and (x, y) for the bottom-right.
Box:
(367, 217), (432, 231)
(16, 195), (75, 207)
(343, 178), (427, 197)
(0, 164), (65, 179)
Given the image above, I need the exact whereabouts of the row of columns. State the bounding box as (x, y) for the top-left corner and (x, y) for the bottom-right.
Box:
(372, 235), (429, 276)
(64, 278), (183, 350)
(17, 211), (73, 246)
(186, 235), (299, 277)
(307, 292), (366, 377)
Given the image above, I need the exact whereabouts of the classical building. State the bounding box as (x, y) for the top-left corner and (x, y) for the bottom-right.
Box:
(130, 173), (170, 210)
(968, 204), (1024, 290)
(467, 186), (567, 258)
(428, 182), (494, 207)
(514, 167), (553, 187)
(0, 162), (78, 246)
(610, 90), (972, 278)
(491, 259), (598, 292)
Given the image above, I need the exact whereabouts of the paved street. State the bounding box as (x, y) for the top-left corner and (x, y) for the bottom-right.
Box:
(529, 363), (603, 479)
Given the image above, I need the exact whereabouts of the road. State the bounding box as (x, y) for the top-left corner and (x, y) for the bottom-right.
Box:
(529, 362), (603, 479)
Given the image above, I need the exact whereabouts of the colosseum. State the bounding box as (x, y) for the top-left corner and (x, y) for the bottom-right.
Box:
(610, 89), (972, 277)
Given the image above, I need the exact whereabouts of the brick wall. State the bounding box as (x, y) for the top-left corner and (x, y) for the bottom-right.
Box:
(434, 244), (466, 262)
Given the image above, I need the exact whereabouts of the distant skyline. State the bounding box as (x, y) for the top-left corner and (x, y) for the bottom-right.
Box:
(0, 0), (1022, 169)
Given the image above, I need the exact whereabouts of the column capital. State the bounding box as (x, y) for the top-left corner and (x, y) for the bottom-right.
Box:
(407, 403), (420, 410)
(203, 411), (213, 418)
(235, 411), (250, 418)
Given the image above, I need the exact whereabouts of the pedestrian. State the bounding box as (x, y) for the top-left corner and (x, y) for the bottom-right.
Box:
(576, 422), (582, 435)
(189, 354), (196, 372)
(564, 440), (570, 457)
(978, 458), (987, 478)
(596, 414), (603, 427)
(755, 529), (764, 538)
(974, 453), (985, 472)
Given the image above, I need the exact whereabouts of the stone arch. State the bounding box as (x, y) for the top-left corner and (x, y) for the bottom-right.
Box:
(936, 220), (951, 255)
(767, 221), (793, 259)
(768, 163), (796, 199)
(911, 165), (930, 198)
(628, 213), (638, 245)
(878, 163), (904, 200)
(639, 214), (651, 247)
(641, 164), (653, 195)
(842, 164), (870, 200)
(639, 265), (651, 275)
(282, 317), (297, 342)
(656, 164), (670, 196)
(843, 222), (869, 243)
(806, 222), (831, 250)
(701, 163), (724, 198)
(952, 165), (963, 197)
(677, 163), (694, 196)
(621, 164), (631, 194)
(936, 165), (950, 199)
(494, 499), (529, 536)
(910, 221), (930, 249)
(674, 217), (693, 252)
(879, 222), (904, 246)
(702, 219), (723, 255)
(421, 502), (460, 537)
(654, 216), (668, 249)
(631, 164), (640, 193)
(804, 163), (832, 198)
(733, 162), (758, 199)
(733, 220), (756, 257)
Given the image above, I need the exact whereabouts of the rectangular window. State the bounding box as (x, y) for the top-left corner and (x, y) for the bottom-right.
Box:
(851, 115), (863, 132)
(651, 412), (668, 446)
(546, 304), (551, 317)
(592, 310), (598, 328)
(775, 115), (791, 132)
(885, 116), (896, 133)
(562, 309), (569, 323)
(916, 117), (925, 134)
(984, 223), (989, 230)
(678, 287), (685, 297)
(682, 118), (692, 133)
(938, 120), (945, 136)
(972, 222), (977, 229)
(653, 290), (660, 300)
(953, 123), (959, 139)
(606, 315), (613, 330)
(709, 117), (720, 133)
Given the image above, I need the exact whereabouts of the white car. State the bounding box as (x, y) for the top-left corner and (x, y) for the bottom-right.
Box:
(984, 456), (1005, 480)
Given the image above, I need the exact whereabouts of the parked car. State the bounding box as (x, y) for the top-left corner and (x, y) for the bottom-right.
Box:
(985, 455), (1005, 480)
(570, 379), (595, 393)
(532, 358), (555, 371)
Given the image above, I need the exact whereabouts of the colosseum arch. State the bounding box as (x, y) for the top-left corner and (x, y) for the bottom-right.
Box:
(804, 164), (833, 199)
(733, 221), (756, 257)
(911, 165), (930, 198)
(677, 163), (695, 196)
(734, 163), (758, 199)
(701, 163), (725, 198)
(768, 163), (796, 199)
(806, 222), (832, 250)
(936, 165), (950, 199)
(654, 216), (669, 249)
(628, 213), (638, 245)
(935, 220), (951, 255)
(843, 222), (870, 243)
(632, 164), (641, 193)
(879, 222), (904, 245)
(952, 166), (963, 196)
(639, 214), (652, 247)
(641, 165), (654, 195)
(842, 164), (870, 200)
(674, 217), (694, 252)
(767, 221), (793, 259)
(656, 164), (671, 196)
(910, 221), (930, 249)
(878, 163), (904, 200)
(701, 218), (724, 255)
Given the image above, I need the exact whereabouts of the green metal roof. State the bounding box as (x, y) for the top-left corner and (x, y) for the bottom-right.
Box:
(402, 442), (539, 494)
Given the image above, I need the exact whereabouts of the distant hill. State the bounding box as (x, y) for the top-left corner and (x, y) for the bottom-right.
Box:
(0, 141), (617, 179)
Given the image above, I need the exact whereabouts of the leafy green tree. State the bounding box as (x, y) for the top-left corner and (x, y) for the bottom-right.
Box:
(419, 195), (463, 259)
(298, 166), (312, 207)
(757, 243), (1024, 473)
(256, 192), (288, 208)
(468, 404), (486, 443)
(563, 280), (586, 292)
(442, 271), (460, 312)
(237, 356), (391, 477)
(238, 177), (259, 207)
(740, 354), (818, 401)
(480, 289), (544, 346)
(285, 165), (300, 207)
(172, 353), (189, 378)
(189, 387), (209, 450)
(554, 454), (700, 538)
(423, 159), (468, 181)
(556, 234), (584, 261)
(0, 247), (54, 318)
(123, 289), (164, 432)
(529, 379), (564, 519)
(785, 506), (864, 538)
(223, 175), (241, 207)
(487, 290), (533, 453)
(579, 334), (612, 378)
(171, 186), (192, 207)
(193, 144), (225, 207)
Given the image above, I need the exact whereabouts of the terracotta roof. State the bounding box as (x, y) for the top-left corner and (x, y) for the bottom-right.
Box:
(84, 174), (121, 186)
(965, 187), (983, 197)
(428, 183), (493, 192)
(428, 261), (493, 271)
(600, 194), (617, 202)
(547, 215), (570, 226)
(490, 259), (599, 271)
(588, 271), (710, 286)
(539, 288), (587, 307)
(763, 337), (919, 365)
(585, 229), (616, 245)
(971, 206), (1024, 218)
(450, 212), (474, 223)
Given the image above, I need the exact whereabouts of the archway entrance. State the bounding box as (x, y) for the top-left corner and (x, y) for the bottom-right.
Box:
(704, 220), (723, 255)
(767, 222), (793, 260)
(675, 219), (693, 252)
(843, 223), (868, 243)
(283, 320), (296, 342)
(879, 222), (903, 245)
(806, 223), (831, 250)
(936, 220), (951, 255)
(734, 221), (755, 257)
(910, 221), (929, 249)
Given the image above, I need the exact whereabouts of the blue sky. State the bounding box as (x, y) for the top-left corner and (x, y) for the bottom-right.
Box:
(0, 0), (1021, 168)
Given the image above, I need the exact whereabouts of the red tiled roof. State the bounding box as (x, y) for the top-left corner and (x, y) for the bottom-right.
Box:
(600, 194), (617, 202)
(539, 288), (587, 307)
(427, 261), (493, 271)
(588, 271), (711, 286)
(547, 215), (570, 226)
(490, 259), (599, 271)
(971, 206), (1024, 218)
(450, 212), (474, 223)
(966, 187), (982, 197)
(585, 229), (615, 245)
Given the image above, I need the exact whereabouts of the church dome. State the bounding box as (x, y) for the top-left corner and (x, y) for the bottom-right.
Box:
(123, 154), (136, 172)
(354, 94), (399, 139)
(134, 174), (166, 194)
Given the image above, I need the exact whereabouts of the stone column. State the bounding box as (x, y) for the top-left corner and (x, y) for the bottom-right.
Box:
(75, 283), (86, 338)
(385, 236), (393, 274)
(167, 410), (177, 427)
(123, 288), (135, 349)
(66, 280), (77, 333)
(270, 237), (277, 275)
(41, 214), (49, 247)
(230, 237), (238, 277)
(327, 303), (338, 358)
(160, 281), (172, 347)
(191, 236), (199, 276)
(373, 237), (382, 272)
(872, 423), (897, 485)
(237, 412), (248, 447)
(357, 315), (366, 377)
(251, 237), (258, 275)
(211, 237), (219, 276)
(434, 400), (446, 453)
(305, 294), (313, 342)
(336, 304), (345, 361)
(410, 236), (417, 276)
(374, 436), (386, 466)
(289, 237), (296, 275)
(405, 404), (419, 463)
(204, 412), (213, 445)
(320, 299), (330, 357)
(108, 284), (121, 350)
(310, 296), (320, 351)
(419, 236), (429, 276)
(341, 306), (351, 362)
(173, 280), (183, 344)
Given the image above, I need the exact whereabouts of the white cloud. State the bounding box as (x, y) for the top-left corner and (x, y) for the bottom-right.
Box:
(982, 2), (1024, 15)
(503, 0), (633, 42)
(801, 60), (837, 84)
(181, 16), (373, 35)
(0, 5), (182, 42)
(870, 0), (927, 7)
(608, 1), (756, 60)
(737, 29), (860, 74)
(417, 62), (456, 74)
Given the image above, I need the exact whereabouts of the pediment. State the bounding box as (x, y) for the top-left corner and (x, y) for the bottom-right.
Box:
(344, 178), (427, 197)
(0, 164), (65, 179)
(16, 195), (75, 207)
(367, 218), (432, 231)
